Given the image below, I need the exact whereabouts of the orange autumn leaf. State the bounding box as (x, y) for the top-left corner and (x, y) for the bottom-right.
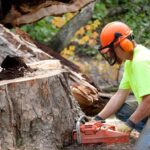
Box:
(82, 35), (90, 42)
(85, 25), (92, 31)
(91, 20), (101, 30)
(91, 32), (99, 39)
(65, 13), (75, 21)
(51, 17), (66, 28)
(88, 39), (97, 46)
(69, 45), (76, 51)
(75, 27), (85, 36)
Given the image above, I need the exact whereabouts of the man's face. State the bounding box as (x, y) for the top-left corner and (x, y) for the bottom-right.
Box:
(99, 42), (133, 65)
(113, 45), (127, 64)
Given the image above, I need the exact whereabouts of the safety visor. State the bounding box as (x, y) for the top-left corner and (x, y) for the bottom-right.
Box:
(98, 32), (123, 65)
(98, 43), (117, 66)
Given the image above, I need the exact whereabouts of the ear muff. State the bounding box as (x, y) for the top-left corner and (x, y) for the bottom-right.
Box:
(120, 38), (134, 52)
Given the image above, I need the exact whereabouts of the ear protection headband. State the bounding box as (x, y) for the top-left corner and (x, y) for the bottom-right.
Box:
(115, 32), (134, 52)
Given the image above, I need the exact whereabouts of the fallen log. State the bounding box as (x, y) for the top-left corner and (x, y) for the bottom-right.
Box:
(0, 0), (95, 26)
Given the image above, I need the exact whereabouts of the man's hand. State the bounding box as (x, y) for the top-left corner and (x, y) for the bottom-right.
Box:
(93, 115), (103, 121)
(117, 123), (133, 133)
(92, 115), (106, 123)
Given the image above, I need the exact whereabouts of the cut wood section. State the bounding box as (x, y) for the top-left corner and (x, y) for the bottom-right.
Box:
(28, 59), (62, 70)
(0, 59), (64, 85)
(0, 0), (95, 26)
(69, 71), (108, 116)
(0, 64), (81, 150)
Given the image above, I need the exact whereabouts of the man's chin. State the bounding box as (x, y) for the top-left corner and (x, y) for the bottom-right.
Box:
(116, 58), (122, 65)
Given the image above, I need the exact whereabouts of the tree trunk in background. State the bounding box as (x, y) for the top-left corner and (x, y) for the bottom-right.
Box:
(48, 1), (96, 52)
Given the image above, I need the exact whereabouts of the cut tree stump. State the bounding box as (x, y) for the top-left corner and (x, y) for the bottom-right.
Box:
(0, 60), (82, 150)
(0, 24), (84, 150)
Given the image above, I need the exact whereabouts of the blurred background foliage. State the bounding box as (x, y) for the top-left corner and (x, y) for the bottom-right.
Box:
(20, 0), (150, 58)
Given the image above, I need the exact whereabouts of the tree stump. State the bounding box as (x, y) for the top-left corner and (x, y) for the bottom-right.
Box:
(0, 24), (109, 149)
(0, 60), (82, 150)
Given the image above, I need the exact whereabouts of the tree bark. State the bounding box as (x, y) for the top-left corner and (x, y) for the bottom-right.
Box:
(48, 1), (96, 52)
(0, 24), (51, 64)
(0, 24), (83, 149)
(14, 27), (80, 72)
(0, 63), (81, 150)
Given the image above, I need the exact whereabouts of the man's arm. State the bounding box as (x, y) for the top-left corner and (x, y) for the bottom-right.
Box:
(97, 89), (130, 119)
(129, 94), (150, 124)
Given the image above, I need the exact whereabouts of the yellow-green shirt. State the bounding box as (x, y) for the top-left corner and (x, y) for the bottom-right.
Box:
(119, 44), (150, 104)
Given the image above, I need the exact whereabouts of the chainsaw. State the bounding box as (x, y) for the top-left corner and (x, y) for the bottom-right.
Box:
(72, 115), (130, 145)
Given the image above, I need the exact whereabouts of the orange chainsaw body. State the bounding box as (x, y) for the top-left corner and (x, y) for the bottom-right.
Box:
(73, 120), (130, 144)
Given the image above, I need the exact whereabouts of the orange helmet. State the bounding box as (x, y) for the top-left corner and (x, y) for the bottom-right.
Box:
(100, 21), (132, 51)
(98, 21), (133, 65)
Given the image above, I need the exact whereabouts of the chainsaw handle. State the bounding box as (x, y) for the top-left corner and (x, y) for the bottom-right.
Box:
(76, 115), (89, 144)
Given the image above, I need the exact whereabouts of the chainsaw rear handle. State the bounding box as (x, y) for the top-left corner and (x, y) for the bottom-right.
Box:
(76, 115), (87, 144)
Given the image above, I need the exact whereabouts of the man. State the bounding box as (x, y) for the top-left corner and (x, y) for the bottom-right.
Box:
(95, 21), (150, 150)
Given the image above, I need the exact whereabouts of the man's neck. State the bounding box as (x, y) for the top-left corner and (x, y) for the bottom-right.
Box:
(127, 51), (133, 60)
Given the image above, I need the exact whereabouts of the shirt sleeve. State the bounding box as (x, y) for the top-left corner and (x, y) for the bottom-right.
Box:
(134, 61), (150, 98)
(119, 64), (131, 90)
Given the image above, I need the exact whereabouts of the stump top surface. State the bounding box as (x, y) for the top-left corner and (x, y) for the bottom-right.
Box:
(0, 59), (66, 86)
(0, 69), (66, 86)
